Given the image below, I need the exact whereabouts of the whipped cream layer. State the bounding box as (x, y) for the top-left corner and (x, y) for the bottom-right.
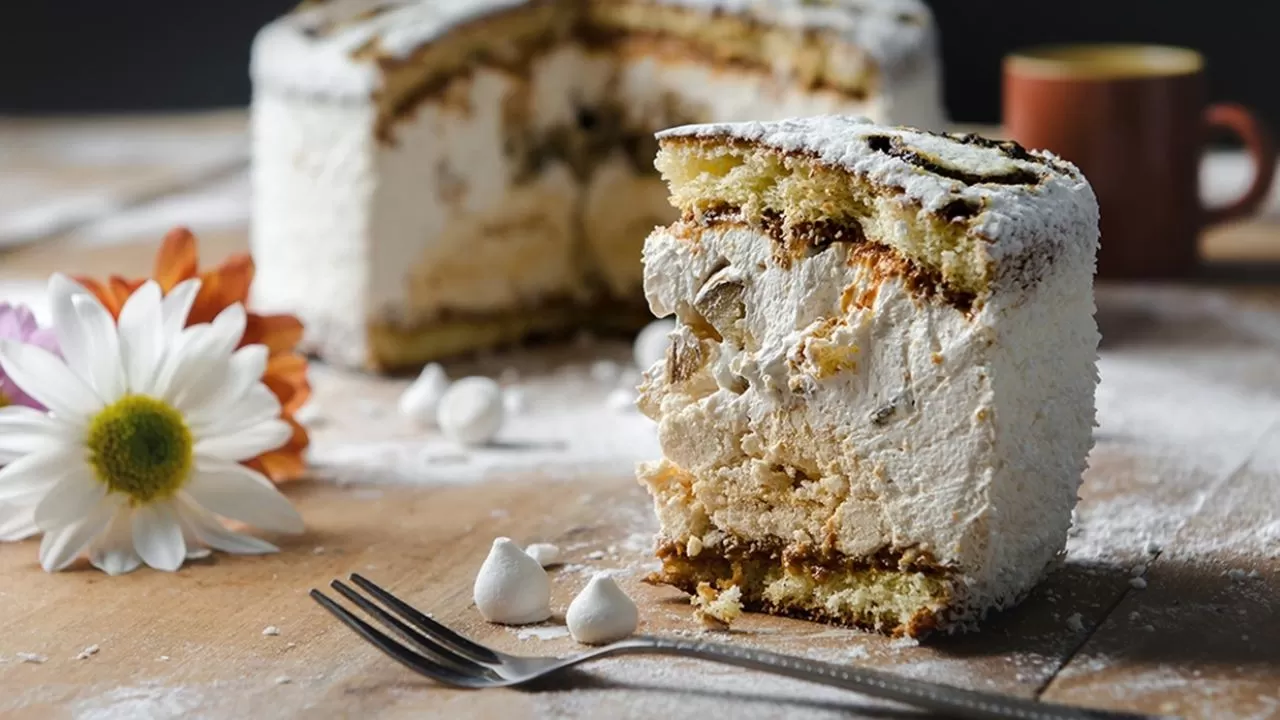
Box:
(638, 210), (1099, 625)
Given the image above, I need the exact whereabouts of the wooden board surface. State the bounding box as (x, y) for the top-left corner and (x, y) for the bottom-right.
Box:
(0, 113), (1278, 720)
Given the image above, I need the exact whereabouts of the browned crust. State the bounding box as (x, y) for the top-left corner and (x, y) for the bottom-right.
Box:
(685, 207), (978, 313)
(648, 537), (954, 638)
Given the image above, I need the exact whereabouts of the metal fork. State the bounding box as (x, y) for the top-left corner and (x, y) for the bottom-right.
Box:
(311, 574), (1167, 720)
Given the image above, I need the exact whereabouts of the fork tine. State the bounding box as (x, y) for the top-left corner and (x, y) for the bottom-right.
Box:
(309, 589), (487, 688)
(328, 580), (501, 681)
(349, 573), (502, 665)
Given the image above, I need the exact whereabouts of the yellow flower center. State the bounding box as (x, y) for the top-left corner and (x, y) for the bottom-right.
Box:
(86, 395), (194, 504)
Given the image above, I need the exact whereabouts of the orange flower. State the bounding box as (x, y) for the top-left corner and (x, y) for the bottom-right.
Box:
(75, 227), (311, 483)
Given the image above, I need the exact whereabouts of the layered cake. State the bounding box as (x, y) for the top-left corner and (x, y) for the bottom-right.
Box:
(637, 116), (1100, 636)
(249, 0), (945, 371)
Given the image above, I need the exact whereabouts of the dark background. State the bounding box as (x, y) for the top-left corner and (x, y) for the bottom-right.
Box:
(0, 0), (1273, 131)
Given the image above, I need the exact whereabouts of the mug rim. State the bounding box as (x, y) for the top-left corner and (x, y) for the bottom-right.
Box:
(1006, 44), (1204, 80)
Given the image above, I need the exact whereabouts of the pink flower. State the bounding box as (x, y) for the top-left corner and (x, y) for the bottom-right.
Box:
(0, 303), (58, 410)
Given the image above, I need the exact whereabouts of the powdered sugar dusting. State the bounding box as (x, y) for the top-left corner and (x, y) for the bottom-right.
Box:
(305, 342), (660, 486)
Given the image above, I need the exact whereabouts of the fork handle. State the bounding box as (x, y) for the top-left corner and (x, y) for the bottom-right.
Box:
(593, 636), (1164, 720)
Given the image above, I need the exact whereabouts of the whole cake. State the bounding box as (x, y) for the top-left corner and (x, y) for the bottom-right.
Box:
(249, 0), (945, 371)
(637, 116), (1100, 636)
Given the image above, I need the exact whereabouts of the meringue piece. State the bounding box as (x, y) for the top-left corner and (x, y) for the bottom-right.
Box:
(606, 387), (637, 413)
(523, 542), (561, 567)
(437, 376), (505, 446)
(503, 387), (526, 415)
(566, 573), (639, 645)
(633, 318), (676, 371)
(474, 537), (552, 625)
(590, 359), (620, 382)
(399, 363), (450, 425)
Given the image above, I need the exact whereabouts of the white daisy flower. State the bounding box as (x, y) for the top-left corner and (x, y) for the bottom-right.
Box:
(0, 273), (304, 574)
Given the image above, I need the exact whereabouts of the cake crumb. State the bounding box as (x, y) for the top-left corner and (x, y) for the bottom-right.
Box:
(275, 676), (292, 685)
(263, 626), (281, 637)
(1144, 540), (1162, 555)
(692, 582), (743, 630)
(1128, 611), (1141, 622)
(585, 550), (606, 560)
(1065, 613), (1084, 632)
(158, 655), (170, 661)
(286, 642), (297, 650)
(312, 546), (326, 555)
(1130, 563), (1147, 577)
(1227, 568), (1247, 582)
(75, 645), (100, 660)
(18, 653), (47, 664)
(686, 535), (704, 557)
(1129, 577), (1148, 590)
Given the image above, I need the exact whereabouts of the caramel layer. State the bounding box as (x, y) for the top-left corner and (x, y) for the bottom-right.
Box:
(651, 535), (955, 638)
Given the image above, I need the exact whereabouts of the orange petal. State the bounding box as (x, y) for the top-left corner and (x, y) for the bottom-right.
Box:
(153, 227), (200, 292)
(242, 314), (305, 354)
(73, 276), (125, 318)
(210, 254), (255, 306)
(264, 354), (311, 414)
(245, 417), (310, 483)
(185, 285), (225, 326)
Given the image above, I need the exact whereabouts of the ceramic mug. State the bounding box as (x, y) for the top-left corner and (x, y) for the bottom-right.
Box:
(1003, 44), (1275, 279)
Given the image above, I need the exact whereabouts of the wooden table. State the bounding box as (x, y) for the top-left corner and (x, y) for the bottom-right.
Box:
(0, 112), (1278, 720)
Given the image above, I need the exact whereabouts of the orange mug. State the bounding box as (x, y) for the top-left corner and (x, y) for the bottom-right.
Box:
(1004, 44), (1275, 279)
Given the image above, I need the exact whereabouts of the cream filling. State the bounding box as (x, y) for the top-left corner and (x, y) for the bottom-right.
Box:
(638, 221), (1097, 614)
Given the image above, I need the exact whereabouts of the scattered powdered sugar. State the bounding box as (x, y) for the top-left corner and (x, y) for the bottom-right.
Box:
(303, 345), (660, 487)
(513, 625), (571, 641)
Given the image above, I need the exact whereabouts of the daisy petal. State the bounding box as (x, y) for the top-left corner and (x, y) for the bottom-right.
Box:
(39, 499), (115, 572)
(176, 496), (279, 555)
(209, 304), (248, 359)
(132, 502), (186, 572)
(161, 278), (201, 341)
(72, 294), (124, 401)
(178, 344), (267, 417)
(194, 419), (292, 462)
(33, 467), (105, 530)
(0, 448), (81, 504)
(89, 504), (143, 575)
(47, 273), (95, 383)
(188, 384), (280, 437)
(0, 505), (39, 542)
(0, 406), (77, 460)
(153, 319), (240, 403)
(0, 339), (102, 422)
(185, 458), (304, 534)
(117, 281), (165, 393)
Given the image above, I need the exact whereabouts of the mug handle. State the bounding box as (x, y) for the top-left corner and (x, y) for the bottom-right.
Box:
(1202, 103), (1276, 228)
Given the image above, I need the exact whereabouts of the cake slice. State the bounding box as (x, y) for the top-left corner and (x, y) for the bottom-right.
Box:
(637, 116), (1100, 636)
